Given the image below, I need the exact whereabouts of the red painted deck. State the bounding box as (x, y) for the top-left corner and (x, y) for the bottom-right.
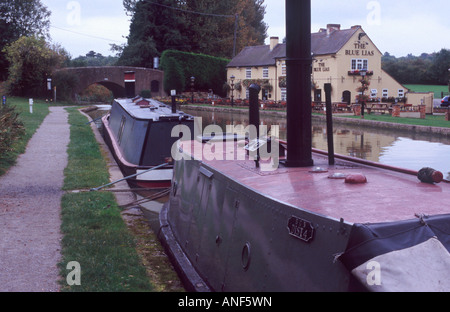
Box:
(180, 140), (450, 224)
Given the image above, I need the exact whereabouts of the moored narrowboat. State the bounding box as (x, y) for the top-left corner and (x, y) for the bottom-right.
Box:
(102, 96), (194, 188)
(158, 0), (450, 292)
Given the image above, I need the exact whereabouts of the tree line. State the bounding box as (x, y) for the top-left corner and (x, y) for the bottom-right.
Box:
(382, 50), (450, 86)
(1, 0), (448, 100)
(114, 0), (267, 67)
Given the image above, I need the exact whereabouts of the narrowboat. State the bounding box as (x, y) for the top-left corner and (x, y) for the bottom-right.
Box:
(102, 96), (194, 188)
(158, 0), (450, 292)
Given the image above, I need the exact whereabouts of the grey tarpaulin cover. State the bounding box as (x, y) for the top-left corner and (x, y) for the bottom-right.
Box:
(339, 214), (450, 292)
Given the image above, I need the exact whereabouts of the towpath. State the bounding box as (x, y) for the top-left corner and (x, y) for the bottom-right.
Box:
(0, 107), (70, 291)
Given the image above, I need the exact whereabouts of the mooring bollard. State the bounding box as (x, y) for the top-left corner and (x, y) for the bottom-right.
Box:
(249, 84), (261, 168)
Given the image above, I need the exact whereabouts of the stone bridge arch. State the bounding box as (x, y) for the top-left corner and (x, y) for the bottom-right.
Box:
(53, 66), (165, 99)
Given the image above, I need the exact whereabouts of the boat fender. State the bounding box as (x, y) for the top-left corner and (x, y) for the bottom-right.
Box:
(417, 167), (443, 184)
(345, 173), (367, 184)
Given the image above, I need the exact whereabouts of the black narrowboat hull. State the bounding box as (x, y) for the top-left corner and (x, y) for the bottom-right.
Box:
(101, 98), (194, 189)
(158, 139), (450, 292)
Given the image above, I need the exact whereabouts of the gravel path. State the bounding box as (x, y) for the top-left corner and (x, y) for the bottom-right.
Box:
(0, 107), (70, 292)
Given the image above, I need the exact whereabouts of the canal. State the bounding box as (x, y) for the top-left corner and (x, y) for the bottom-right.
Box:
(183, 108), (450, 180)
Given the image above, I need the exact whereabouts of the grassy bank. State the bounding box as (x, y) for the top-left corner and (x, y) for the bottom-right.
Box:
(0, 97), (50, 176)
(59, 107), (154, 291)
(404, 84), (449, 98)
(341, 113), (450, 128)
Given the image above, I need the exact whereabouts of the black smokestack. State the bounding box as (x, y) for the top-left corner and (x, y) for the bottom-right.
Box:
(284, 0), (314, 167)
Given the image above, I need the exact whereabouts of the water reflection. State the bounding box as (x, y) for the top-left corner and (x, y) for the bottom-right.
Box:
(184, 108), (450, 179)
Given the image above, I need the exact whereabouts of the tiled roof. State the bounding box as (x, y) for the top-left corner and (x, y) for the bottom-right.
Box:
(227, 27), (359, 68)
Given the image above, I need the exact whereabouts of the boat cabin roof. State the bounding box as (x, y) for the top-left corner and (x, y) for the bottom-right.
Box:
(180, 139), (450, 225)
(114, 97), (191, 121)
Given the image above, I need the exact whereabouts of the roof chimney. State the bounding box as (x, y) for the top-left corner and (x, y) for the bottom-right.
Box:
(326, 24), (341, 36)
(270, 37), (279, 51)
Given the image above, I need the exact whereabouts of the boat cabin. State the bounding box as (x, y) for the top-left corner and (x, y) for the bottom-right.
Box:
(107, 97), (194, 168)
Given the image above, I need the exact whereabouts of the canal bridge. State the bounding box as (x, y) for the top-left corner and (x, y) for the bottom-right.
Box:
(53, 66), (165, 98)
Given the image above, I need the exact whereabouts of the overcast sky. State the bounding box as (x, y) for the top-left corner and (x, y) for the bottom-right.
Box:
(42, 0), (449, 58)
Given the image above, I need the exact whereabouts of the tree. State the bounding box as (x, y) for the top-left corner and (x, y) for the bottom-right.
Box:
(4, 36), (69, 97)
(117, 0), (190, 67)
(182, 0), (267, 58)
(117, 0), (267, 65)
(67, 51), (119, 67)
(0, 0), (51, 79)
(382, 49), (450, 85)
(429, 49), (450, 85)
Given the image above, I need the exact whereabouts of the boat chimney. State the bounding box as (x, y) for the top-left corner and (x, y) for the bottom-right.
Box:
(124, 71), (136, 98)
(284, 0), (313, 167)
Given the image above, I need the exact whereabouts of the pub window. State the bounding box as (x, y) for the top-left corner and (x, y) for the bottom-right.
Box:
(246, 67), (252, 79)
(263, 67), (269, 78)
(370, 89), (378, 98)
(351, 59), (368, 71)
(246, 88), (250, 99)
(282, 63), (286, 76)
(281, 88), (287, 101)
(382, 89), (389, 98)
(398, 89), (405, 98)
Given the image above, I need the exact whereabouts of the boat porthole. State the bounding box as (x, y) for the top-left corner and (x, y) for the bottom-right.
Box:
(241, 242), (251, 271)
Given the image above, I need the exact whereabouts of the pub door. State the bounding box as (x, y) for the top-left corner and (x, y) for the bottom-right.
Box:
(342, 90), (351, 105)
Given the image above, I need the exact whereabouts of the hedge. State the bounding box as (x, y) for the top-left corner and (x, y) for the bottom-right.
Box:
(160, 50), (230, 97)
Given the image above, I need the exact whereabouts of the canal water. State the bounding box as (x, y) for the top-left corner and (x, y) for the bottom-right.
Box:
(183, 108), (450, 180)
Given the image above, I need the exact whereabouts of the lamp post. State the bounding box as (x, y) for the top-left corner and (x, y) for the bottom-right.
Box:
(230, 75), (235, 107)
(190, 76), (195, 104)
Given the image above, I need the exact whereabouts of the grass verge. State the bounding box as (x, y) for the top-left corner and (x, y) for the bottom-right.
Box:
(59, 107), (154, 291)
(340, 113), (450, 128)
(404, 84), (448, 98)
(0, 97), (49, 176)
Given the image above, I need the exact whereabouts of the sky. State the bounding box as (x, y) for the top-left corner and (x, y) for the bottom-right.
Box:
(41, 0), (449, 58)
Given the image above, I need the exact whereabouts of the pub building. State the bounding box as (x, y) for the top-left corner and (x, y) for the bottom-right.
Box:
(227, 24), (433, 113)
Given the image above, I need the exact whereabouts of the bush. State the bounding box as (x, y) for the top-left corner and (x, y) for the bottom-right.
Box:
(0, 104), (25, 155)
(3, 36), (68, 98)
(139, 89), (152, 98)
(77, 84), (113, 103)
(52, 70), (80, 102)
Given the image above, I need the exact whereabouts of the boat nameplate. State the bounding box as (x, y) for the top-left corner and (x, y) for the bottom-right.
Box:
(287, 216), (315, 243)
